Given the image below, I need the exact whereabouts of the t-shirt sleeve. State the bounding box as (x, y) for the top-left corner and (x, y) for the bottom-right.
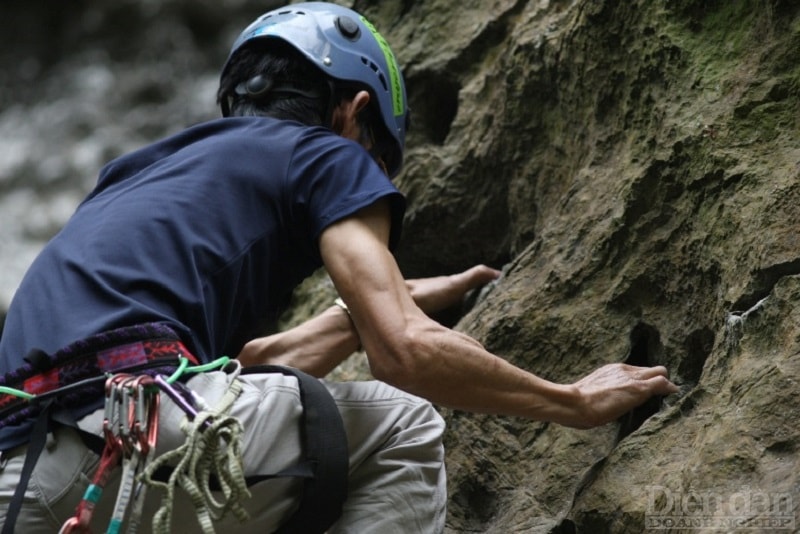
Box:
(287, 129), (406, 260)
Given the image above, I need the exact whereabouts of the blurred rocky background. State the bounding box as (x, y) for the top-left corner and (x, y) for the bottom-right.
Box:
(2, 0), (799, 532)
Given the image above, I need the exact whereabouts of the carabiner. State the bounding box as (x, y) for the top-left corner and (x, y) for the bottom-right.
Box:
(154, 374), (210, 430)
(61, 376), (129, 534)
(129, 375), (159, 454)
(58, 516), (82, 534)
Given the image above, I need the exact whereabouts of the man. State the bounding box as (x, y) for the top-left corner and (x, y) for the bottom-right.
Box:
(0, 3), (677, 533)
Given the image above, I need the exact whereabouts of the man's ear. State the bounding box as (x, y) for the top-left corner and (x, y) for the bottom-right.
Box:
(351, 90), (370, 115)
(332, 90), (371, 139)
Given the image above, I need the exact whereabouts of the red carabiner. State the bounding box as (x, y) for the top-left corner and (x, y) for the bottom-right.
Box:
(60, 375), (129, 533)
(59, 516), (83, 534)
(129, 375), (159, 455)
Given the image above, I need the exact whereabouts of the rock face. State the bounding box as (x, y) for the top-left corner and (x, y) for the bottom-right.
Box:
(2, 0), (799, 532)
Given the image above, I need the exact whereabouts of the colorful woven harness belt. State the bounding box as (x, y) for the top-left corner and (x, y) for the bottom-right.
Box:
(0, 323), (198, 428)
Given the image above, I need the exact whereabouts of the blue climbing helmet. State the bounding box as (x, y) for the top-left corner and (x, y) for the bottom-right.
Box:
(220, 2), (410, 177)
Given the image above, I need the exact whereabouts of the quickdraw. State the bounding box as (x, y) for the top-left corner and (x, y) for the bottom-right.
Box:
(107, 375), (160, 534)
(57, 356), (234, 534)
(60, 375), (126, 534)
(59, 374), (160, 534)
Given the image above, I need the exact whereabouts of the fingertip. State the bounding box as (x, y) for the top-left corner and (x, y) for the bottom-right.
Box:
(651, 375), (680, 395)
(484, 265), (502, 279)
(472, 264), (501, 283)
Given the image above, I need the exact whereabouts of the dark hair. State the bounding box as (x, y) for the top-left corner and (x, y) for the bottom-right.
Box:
(218, 41), (332, 124)
(218, 40), (393, 168)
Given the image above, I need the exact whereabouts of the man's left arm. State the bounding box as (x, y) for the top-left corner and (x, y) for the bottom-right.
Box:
(237, 264), (501, 377)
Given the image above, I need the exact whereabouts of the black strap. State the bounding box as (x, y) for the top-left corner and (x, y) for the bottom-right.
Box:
(2, 399), (54, 534)
(241, 365), (349, 534)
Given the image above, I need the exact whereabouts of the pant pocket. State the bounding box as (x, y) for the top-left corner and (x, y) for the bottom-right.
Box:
(21, 426), (100, 531)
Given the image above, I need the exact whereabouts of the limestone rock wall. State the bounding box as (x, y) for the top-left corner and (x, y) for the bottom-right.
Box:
(2, 0), (799, 532)
(381, 1), (800, 531)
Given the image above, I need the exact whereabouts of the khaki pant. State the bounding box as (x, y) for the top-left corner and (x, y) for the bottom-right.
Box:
(0, 369), (446, 533)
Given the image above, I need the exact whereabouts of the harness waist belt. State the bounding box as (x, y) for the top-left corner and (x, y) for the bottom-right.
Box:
(0, 323), (199, 428)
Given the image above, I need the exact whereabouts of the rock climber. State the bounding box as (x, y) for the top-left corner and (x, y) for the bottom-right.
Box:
(0, 3), (677, 532)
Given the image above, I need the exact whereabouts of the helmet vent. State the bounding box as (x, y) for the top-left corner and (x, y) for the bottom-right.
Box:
(361, 57), (388, 91)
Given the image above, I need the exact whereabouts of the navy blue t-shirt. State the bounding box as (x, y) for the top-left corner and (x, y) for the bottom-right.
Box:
(0, 117), (404, 449)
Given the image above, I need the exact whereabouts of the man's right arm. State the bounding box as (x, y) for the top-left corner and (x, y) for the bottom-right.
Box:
(319, 199), (679, 429)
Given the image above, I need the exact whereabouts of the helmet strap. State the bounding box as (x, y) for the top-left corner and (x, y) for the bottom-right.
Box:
(223, 75), (328, 118)
(323, 80), (338, 129)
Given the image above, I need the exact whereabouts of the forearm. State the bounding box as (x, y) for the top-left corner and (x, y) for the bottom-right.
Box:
(370, 318), (584, 425)
(370, 316), (678, 428)
(319, 202), (580, 422)
(237, 305), (359, 378)
(405, 264), (499, 315)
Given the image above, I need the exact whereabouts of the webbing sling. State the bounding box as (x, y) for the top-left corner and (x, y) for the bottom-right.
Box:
(239, 365), (349, 534)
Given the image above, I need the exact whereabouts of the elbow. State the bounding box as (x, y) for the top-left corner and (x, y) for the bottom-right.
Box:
(369, 360), (414, 389)
(366, 329), (431, 391)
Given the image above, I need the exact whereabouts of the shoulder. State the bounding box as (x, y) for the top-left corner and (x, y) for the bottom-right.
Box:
(288, 125), (380, 180)
(196, 118), (363, 170)
(201, 116), (308, 147)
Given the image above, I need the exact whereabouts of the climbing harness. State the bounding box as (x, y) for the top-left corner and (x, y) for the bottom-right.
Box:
(1, 324), (349, 534)
(58, 360), (239, 534)
(0, 323), (199, 430)
(0, 324), (197, 534)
